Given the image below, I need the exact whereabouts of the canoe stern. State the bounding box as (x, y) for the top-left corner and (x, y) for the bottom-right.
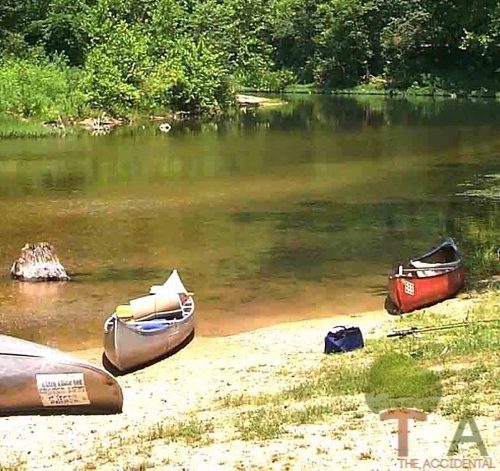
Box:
(0, 335), (123, 415)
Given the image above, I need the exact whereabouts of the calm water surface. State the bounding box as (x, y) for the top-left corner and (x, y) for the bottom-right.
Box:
(0, 95), (499, 350)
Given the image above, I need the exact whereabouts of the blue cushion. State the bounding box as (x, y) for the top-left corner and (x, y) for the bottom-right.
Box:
(130, 321), (169, 332)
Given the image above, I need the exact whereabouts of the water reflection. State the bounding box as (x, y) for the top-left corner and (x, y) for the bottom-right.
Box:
(0, 95), (499, 349)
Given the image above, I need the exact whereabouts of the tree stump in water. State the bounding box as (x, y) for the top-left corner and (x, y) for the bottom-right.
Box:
(11, 243), (70, 281)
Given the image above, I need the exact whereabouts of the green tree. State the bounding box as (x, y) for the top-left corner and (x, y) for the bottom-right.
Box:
(34, 0), (91, 65)
(313, 0), (375, 86)
(83, 20), (150, 112)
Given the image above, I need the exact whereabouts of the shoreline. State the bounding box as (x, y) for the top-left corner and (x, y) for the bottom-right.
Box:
(2, 89), (500, 139)
(71, 306), (390, 361)
(0, 272), (385, 351)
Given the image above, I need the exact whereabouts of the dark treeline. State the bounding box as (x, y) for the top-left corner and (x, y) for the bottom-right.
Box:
(1, 0), (499, 117)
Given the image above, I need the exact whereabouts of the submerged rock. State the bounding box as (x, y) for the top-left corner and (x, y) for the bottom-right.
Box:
(10, 242), (70, 281)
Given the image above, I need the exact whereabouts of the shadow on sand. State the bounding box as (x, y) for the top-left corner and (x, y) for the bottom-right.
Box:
(0, 404), (122, 417)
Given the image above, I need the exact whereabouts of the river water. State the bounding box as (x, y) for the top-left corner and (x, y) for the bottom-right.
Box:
(0, 95), (499, 350)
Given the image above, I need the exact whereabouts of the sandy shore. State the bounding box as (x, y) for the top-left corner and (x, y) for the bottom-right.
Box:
(1, 297), (498, 470)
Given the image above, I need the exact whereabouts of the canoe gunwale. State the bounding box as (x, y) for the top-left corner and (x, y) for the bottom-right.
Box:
(388, 238), (463, 280)
(114, 312), (193, 338)
(411, 237), (458, 263)
(0, 353), (120, 378)
(105, 296), (195, 337)
(389, 262), (463, 280)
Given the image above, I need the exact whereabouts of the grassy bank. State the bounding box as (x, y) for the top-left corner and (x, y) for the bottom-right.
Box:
(282, 80), (500, 99)
(0, 56), (85, 120)
(0, 115), (64, 138)
(217, 292), (499, 441)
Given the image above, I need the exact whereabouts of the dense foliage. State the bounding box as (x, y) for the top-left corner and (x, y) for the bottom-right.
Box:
(0, 0), (499, 117)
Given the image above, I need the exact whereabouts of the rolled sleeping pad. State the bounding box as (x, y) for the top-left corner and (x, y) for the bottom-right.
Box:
(129, 292), (181, 319)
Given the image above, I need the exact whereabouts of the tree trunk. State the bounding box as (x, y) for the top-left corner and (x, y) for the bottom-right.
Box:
(10, 243), (70, 281)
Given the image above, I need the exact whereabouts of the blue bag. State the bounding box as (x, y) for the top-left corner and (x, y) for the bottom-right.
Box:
(324, 326), (364, 354)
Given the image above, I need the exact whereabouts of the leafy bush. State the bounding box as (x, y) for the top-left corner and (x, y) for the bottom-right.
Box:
(0, 52), (85, 119)
(166, 38), (232, 114)
(82, 22), (149, 114)
(236, 65), (296, 91)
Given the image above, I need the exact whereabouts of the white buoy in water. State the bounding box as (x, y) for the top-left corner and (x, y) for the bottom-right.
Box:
(159, 123), (171, 133)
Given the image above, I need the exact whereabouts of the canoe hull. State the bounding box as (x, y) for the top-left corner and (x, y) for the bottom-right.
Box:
(387, 265), (465, 314)
(386, 239), (465, 314)
(104, 307), (195, 372)
(0, 335), (123, 415)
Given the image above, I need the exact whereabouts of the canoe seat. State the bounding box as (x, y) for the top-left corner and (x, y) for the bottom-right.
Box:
(411, 260), (450, 277)
(411, 260), (444, 269)
(146, 312), (184, 321)
(129, 309), (185, 322)
(129, 321), (172, 332)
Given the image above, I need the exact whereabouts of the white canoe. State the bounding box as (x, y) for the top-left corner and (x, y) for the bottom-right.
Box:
(103, 270), (195, 372)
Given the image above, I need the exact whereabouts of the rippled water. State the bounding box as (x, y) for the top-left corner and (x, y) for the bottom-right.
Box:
(0, 95), (499, 350)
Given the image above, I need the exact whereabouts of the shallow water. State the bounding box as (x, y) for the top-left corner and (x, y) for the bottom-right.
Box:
(0, 95), (499, 350)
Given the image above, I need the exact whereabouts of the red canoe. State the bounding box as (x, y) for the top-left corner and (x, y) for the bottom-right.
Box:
(385, 238), (465, 315)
